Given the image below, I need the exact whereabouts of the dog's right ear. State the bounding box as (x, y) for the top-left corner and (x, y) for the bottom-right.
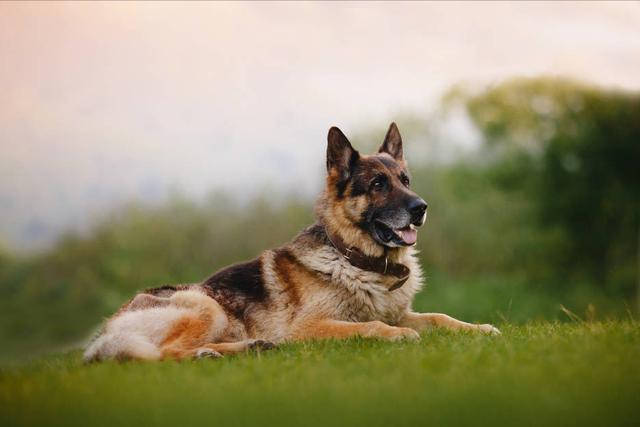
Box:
(327, 126), (359, 181)
(378, 122), (403, 161)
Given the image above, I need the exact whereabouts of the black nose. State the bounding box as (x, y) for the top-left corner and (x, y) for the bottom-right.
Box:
(408, 198), (427, 221)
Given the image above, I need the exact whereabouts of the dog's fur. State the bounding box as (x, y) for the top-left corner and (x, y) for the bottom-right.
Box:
(85, 123), (499, 362)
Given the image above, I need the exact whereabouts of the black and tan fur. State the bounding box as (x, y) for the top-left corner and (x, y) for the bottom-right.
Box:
(84, 123), (499, 362)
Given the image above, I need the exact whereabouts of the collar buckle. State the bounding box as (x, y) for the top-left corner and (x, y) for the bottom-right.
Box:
(325, 226), (409, 291)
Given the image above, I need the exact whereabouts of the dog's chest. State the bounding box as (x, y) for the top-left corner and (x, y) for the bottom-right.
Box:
(299, 248), (420, 324)
(334, 281), (407, 323)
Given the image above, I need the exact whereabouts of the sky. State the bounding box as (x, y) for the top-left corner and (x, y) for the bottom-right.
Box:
(1, 1), (639, 249)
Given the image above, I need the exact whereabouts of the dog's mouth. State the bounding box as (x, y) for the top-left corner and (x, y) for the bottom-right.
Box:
(373, 220), (418, 246)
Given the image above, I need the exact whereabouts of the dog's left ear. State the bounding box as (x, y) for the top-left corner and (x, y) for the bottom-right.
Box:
(327, 126), (359, 181)
(378, 122), (403, 161)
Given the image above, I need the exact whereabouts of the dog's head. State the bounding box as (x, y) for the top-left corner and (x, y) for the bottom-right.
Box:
(322, 123), (427, 250)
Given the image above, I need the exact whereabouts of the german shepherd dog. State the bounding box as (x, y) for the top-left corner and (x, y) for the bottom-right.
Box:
(85, 123), (499, 362)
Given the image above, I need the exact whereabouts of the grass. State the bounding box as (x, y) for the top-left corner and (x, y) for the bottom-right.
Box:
(1, 322), (638, 427)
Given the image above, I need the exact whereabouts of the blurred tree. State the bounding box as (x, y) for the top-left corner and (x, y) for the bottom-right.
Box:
(463, 78), (640, 296)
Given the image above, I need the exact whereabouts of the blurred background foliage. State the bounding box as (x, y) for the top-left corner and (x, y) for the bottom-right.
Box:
(1, 77), (638, 362)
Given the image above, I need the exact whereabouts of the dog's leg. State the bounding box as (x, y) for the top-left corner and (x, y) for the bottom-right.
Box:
(159, 315), (213, 360)
(397, 312), (500, 335)
(159, 293), (231, 360)
(161, 340), (276, 360)
(160, 344), (206, 360)
(292, 319), (420, 342)
(197, 339), (277, 356)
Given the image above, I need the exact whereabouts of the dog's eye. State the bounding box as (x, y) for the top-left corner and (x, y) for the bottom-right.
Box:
(400, 174), (410, 188)
(371, 175), (387, 191)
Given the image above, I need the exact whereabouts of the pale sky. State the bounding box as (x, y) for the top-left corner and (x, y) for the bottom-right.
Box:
(1, 1), (639, 249)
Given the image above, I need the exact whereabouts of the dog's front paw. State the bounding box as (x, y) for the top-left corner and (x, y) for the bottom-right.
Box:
(247, 339), (277, 351)
(195, 348), (223, 359)
(387, 327), (421, 342)
(478, 324), (501, 335)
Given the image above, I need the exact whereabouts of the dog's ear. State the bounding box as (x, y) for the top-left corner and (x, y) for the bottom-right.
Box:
(378, 122), (403, 161)
(327, 126), (359, 180)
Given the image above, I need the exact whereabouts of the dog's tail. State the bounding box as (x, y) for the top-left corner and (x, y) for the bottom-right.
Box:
(83, 332), (161, 363)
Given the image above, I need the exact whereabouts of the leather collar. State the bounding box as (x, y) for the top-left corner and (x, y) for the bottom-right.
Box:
(325, 228), (410, 291)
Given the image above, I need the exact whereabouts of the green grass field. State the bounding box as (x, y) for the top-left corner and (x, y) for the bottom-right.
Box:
(1, 322), (638, 427)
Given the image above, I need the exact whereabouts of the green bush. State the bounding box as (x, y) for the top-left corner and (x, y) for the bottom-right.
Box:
(464, 78), (640, 295)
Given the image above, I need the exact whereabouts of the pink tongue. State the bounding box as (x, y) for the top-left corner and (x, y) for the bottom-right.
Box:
(399, 228), (417, 245)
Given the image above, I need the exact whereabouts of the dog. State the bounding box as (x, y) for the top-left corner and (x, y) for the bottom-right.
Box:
(84, 123), (499, 362)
